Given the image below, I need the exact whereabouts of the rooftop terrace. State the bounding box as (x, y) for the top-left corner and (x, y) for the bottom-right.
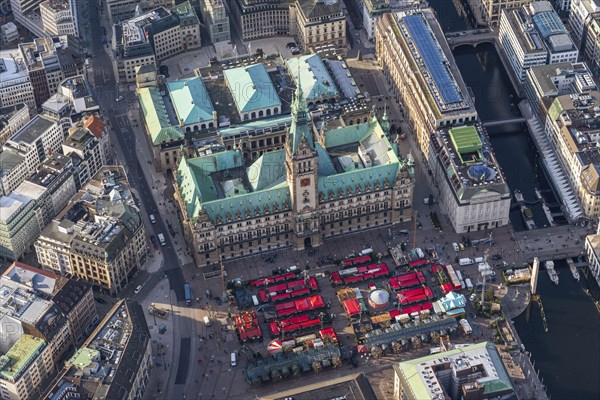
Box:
(0, 335), (46, 381)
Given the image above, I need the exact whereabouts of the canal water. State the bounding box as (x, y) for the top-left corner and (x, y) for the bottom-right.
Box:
(429, 2), (600, 399)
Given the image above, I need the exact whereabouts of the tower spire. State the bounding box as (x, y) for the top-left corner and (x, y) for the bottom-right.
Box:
(288, 65), (313, 154)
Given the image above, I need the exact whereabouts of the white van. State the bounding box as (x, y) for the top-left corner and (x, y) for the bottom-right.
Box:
(134, 285), (143, 294)
(474, 257), (484, 263)
(203, 316), (211, 327)
(452, 243), (460, 252)
(230, 352), (237, 367)
(287, 265), (298, 272)
(251, 295), (259, 306)
(149, 214), (156, 224)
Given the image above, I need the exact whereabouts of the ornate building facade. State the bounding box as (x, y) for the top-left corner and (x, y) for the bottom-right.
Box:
(175, 79), (414, 266)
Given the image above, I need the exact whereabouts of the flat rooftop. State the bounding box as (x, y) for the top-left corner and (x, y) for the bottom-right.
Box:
(267, 373), (377, 400)
(392, 10), (474, 115)
(0, 48), (28, 85)
(431, 124), (509, 201)
(0, 335), (46, 382)
(10, 115), (56, 145)
(120, 7), (171, 47)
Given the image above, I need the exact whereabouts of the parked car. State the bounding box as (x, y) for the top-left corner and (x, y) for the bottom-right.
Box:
(95, 297), (107, 304)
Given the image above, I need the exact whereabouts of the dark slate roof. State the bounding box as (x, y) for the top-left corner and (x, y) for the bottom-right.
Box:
(298, 0), (342, 20)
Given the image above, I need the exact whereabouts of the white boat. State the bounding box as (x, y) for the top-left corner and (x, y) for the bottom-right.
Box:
(544, 261), (559, 285)
(568, 260), (580, 281)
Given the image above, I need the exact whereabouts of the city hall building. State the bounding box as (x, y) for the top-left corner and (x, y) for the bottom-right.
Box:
(174, 80), (415, 266)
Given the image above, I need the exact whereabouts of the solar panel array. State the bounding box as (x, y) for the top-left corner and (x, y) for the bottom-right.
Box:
(403, 14), (463, 105)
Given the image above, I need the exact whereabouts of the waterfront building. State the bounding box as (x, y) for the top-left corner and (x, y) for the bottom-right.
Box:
(499, 1), (579, 82)
(200, 0), (231, 43)
(294, 0), (347, 52)
(393, 342), (516, 399)
(35, 166), (148, 295)
(286, 54), (340, 105)
(524, 61), (597, 120)
(0, 99), (71, 196)
(477, 0), (535, 27)
(41, 300), (151, 400)
(376, 9), (478, 160)
(230, 0), (292, 41)
(174, 76), (414, 266)
(429, 124), (511, 233)
(584, 224), (600, 286)
(106, 0), (175, 24)
(569, 0), (600, 75)
(0, 49), (36, 110)
(113, 2), (201, 83)
(545, 91), (600, 218)
(39, 0), (79, 37)
(0, 104), (30, 150)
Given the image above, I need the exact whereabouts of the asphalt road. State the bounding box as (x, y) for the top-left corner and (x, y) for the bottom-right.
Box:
(87, 4), (185, 302)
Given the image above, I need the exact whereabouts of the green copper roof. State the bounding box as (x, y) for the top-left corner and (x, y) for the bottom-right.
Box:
(224, 64), (281, 113)
(68, 348), (100, 369)
(286, 55), (339, 103)
(138, 87), (184, 144)
(167, 77), (215, 125)
(288, 74), (314, 154)
(316, 143), (336, 176)
(247, 150), (287, 191)
(449, 125), (482, 155)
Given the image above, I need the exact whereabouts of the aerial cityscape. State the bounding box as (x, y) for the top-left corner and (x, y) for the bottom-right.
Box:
(0, 0), (599, 399)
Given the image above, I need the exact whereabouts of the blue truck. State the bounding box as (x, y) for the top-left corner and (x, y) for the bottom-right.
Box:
(184, 282), (192, 306)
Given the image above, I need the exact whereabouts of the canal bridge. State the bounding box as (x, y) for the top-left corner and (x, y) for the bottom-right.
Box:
(445, 29), (497, 50)
(483, 117), (527, 127)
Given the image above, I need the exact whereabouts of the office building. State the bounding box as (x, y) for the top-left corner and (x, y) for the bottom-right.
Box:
(174, 77), (414, 266)
(524, 61), (597, 120)
(569, 0), (600, 75)
(56, 75), (99, 115)
(200, 0), (231, 43)
(35, 166), (148, 295)
(231, 0), (292, 41)
(376, 9), (478, 160)
(0, 49), (36, 110)
(0, 193), (40, 260)
(477, 0), (535, 26)
(585, 224), (600, 286)
(393, 342), (516, 400)
(106, 0), (175, 24)
(0, 22), (19, 44)
(499, 1), (579, 82)
(62, 117), (112, 189)
(545, 92), (600, 218)
(12, 154), (77, 227)
(39, 0), (79, 37)
(113, 2), (201, 83)
(0, 104), (30, 150)
(9, 0), (45, 36)
(41, 300), (151, 400)
(0, 261), (96, 399)
(18, 36), (85, 107)
(294, 0), (346, 51)
(429, 124), (511, 233)
(0, 99), (70, 196)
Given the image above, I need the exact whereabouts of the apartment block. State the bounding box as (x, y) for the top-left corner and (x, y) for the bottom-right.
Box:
(569, 0), (600, 75)
(499, 1), (579, 82)
(41, 300), (151, 400)
(113, 2), (200, 83)
(35, 166), (147, 295)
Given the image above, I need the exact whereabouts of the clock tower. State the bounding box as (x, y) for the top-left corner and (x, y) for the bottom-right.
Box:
(285, 74), (321, 250)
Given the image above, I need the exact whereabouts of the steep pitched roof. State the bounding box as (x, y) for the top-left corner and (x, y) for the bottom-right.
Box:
(286, 55), (339, 103)
(247, 150), (287, 191)
(167, 77), (215, 125)
(83, 115), (105, 138)
(298, 0), (343, 20)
